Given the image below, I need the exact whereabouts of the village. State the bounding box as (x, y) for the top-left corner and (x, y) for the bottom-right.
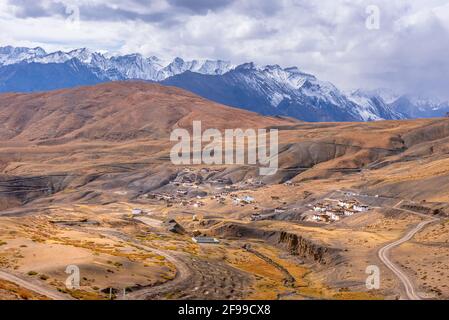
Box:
(133, 168), (373, 227)
(305, 199), (370, 223)
(136, 167), (266, 210)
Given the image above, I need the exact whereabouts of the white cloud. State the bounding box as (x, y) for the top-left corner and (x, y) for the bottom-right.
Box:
(1, 0), (449, 98)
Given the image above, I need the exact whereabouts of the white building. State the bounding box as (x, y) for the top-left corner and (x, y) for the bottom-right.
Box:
(326, 211), (340, 221)
(192, 237), (220, 244)
(242, 196), (254, 204)
(353, 205), (369, 212)
(313, 206), (326, 212)
(131, 208), (142, 215)
(310, 215), (323, 222)
(338, 201), (351, 209)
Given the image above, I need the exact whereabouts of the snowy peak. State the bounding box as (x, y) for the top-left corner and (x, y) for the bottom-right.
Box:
(0, 46), (46, 65)
(190, 59), (233, 75)
(403, 94), (443, 109)
(352, 88), (400, 105)
(29, 48), (108, 67)
(225, 61), (365, 120)
(349, 89), (449, 119)
(348, 90), (405, 121)
(0, 45), (442, 122)
(67, 48), (102, 65)
(107, 53), (162, 80)
(162, 57), (233, 78)
(389, 94), (449, 118)
(6, 47), (234, 81)
(233, 62), (317, 91)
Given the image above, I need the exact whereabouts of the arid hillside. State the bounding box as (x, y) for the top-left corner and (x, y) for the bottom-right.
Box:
(0, 81), (292, 144)
(1, 82), (449, 301)
(0, 82), (449, 210)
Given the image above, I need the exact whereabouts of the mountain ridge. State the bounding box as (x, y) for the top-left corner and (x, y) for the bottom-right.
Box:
(1, 45), (447, 122)
(0, 81), (293, 144)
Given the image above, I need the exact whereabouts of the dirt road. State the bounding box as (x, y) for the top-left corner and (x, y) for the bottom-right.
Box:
(378, 201), (439, 300)
(0, 270), (73, 300)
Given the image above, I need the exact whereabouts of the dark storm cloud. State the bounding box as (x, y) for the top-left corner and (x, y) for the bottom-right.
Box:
(8, 0), (65, 18)
(8, 0), (181, 26)
(167, 0), (235, 14)
(78, 4), (175, 25)
(8, 0), (235, 22)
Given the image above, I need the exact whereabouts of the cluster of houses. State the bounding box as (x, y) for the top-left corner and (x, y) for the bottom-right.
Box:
(209, 178), (232, 185)
(210, 192), (228, 204)
(307, 199), (370, 223)
(190, 200), (205, 208)
(283, 180), (301, 187)
(169, 181), (200, 189)
(250, 212), (275, 221)
(142, 191), (205, 208)
(146, 192), (175, 202)
(250, 206), (288, 221)
(211, 179), (265, 192)
(239, 179), (265, 188)
(231, 194), (255, 206)
(136, 168), (269, 212)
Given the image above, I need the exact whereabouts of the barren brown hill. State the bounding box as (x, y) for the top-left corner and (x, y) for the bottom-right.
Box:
(0, 81), (293, 144)
(2, 82), (449, 301)
(1, 81), (449, 211)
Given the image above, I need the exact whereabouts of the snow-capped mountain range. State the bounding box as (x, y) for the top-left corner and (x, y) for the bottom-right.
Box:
(0, 46), (233, 80)
(1, 45), (448, 122)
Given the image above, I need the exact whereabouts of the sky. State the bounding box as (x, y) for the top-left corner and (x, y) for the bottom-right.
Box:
(1, 0), (449, 99)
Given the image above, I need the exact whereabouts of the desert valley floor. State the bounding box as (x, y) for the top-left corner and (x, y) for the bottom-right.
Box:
(1, 82), (449, 300)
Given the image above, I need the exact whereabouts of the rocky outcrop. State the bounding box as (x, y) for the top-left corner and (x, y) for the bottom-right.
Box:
(243, 244), (295, 286)
(212, 222), (340, 265)
(276, 231), (339, 265)
(163, 219), (185, 234)
(0, 174), (74, 210)
(402, 119), (449, 147)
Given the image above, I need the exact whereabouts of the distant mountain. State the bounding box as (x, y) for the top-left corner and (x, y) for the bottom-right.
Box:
(347, 89), (405, 121)
(1, 45), (446, 122)
(389, 95), (449, 118)
(0, 46), (47, 65)
(0, 59), (104, 93)
(163, 63), (368, 122)
(162, 64), (410, 122)
(4, 47), (234, 81)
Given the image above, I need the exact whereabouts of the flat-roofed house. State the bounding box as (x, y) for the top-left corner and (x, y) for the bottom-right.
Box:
(131, 208), (143, 215)
(353, 205), (369, 212)
(192, 237), (220, 244)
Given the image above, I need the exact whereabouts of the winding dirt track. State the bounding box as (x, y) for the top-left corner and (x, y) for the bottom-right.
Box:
(102, 229), (249, 300)
(378, 220), (436, 300)
(378, 202), (439, 300)
(121, 247), (193, 300)
(0, 270), (73, 300)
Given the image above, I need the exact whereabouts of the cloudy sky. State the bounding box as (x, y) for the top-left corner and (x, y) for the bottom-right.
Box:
(1, 0), (449, 98)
